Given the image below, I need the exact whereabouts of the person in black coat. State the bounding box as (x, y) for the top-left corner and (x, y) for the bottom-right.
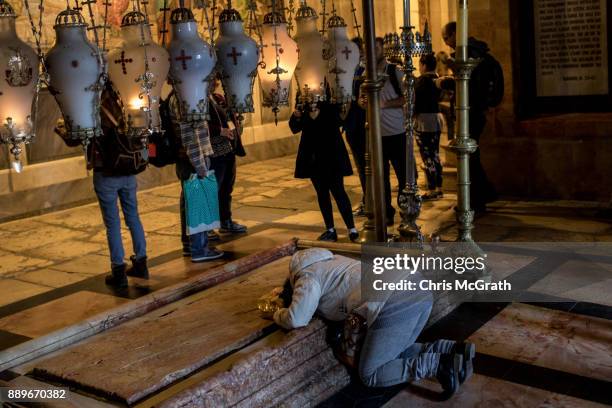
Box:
(289, 99), (359, 242)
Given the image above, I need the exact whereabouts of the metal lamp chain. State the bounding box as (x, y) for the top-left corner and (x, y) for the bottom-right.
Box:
(349, 0), (360, 39)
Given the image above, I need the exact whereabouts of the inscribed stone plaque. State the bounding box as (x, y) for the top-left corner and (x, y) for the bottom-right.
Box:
(534, 0), (608, 97)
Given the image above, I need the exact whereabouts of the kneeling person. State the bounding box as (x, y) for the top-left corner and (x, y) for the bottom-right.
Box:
(262, 249), (474, 399)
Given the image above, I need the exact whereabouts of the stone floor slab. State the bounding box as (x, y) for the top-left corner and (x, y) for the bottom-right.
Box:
(0, 252), (53, 277)
(31, 257), (291, 404)
(383, 374), (609, 408)
(468, 303), (612, 382)
(0, 291), (128, 338)
(50, 254), (111, 275)
(0, 280), (51, 307)
(27, 240), (106, 262)
(15, 269), (91, 288)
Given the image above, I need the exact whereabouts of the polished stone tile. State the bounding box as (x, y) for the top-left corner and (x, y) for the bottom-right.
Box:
(37, 204), (103, 230)
(28, 240), (106, 262)
(529, 260), (612, 306)
(217, 228), (318, 255)
(383, 374), (609, 408)
(140, 211), (181, 232)
(0, 330), (31, 350)
(15, 269), (91, 288)
(50, 254), (111, 275)
(468, 303), (612, 382)
(0, 226), (88, 252)
(0, 291), (128, 338)
(0, 251), (53, 277)
(0, 280), (52, 307)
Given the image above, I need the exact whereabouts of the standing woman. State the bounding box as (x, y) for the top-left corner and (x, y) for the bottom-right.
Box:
(289, 100), (359, 242)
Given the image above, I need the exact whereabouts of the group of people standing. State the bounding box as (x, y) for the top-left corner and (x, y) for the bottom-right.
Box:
(294, 22), (501, 240)
(55, 76), (246, 288)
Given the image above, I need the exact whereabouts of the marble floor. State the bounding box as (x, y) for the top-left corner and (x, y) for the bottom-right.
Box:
(0, 154), (611, 407)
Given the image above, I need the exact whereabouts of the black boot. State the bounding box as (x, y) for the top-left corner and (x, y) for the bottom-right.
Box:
(436, 353), (462, 400)
(451, 342), (476, 384)
(317, 229), (338, 242)
(105, 264), (128, 288)
(126, 255), (149, 279)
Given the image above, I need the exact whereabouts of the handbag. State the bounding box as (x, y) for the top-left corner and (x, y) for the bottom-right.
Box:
(336, 312), (368, 369)
(182, 172), (220, 235)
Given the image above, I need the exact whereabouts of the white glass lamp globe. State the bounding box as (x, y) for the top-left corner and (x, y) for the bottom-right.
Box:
(294, 1), (327, 105)
(260, 11), (298, 110)
(215, 6), (259, 117)
(0, 0), (39, 161)
(46, 8), (105, 146)
(108, 11), (170, 131)
(326, 14), (359, 104)
(168, 7), (217, 122)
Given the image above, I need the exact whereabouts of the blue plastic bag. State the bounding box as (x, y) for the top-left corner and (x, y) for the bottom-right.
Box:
(183, 172), (220, 235)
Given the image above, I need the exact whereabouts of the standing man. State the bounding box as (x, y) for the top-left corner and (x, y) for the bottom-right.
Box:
(343, 37), (367, 217)
(55, 82), (149, 287)
(440, 22), (501, 212)
(360, 37), (407, 226)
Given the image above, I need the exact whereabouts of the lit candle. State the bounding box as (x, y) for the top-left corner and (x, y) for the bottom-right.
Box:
(403, 0), (410, 27)
(457, 0), (468, 59)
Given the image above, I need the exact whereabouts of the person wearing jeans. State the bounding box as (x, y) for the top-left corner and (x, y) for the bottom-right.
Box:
(93, 172), (147, 284)
(55, 82), (149, 288)
(263, 249), (474, 400)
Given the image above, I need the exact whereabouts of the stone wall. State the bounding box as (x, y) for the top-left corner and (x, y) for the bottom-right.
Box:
(468, 0), (612, 202)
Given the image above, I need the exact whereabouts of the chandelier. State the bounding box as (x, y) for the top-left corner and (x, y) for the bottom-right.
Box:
(215, 1), (259, 122)
(326, 10), (359, 106)
(108, 11), (169, 133)
(168, 7), (217, 122)
(46, 8), (105, 148)
(294, 0), (328, 108)
(0, 0), (40, 172)
(259, 0), (298, 123)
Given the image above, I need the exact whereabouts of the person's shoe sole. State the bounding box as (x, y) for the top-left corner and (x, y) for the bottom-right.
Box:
(440, 354), (463, 401)
(219, 228), (247, 234)
(458, 342), (475, 384)
(191, 252), (225, 262)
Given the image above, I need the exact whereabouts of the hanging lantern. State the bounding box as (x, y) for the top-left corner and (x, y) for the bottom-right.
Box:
(294, 0), (327, 107)
(260, 4), (298, 121)
(326, 12), (359, 105)
(46, 9), (105, 147)
(215, 2), (259, 121)
(108, 11), (169, 132)
(168, 7), (217, 122)
(0, 0), (39, 172)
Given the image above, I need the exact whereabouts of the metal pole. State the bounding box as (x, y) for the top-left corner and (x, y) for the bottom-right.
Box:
(449, 0), (478, 243)
(397, 0), (425, 243)
(360, 0), (386, 242)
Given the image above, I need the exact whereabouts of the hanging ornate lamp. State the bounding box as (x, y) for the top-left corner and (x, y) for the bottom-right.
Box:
(294, 0), (327, 108)
(46, 8), (105, 148)
(215, 1), (259, 122)
(108, 11), (169, 132)
(260, 0), (298, 123)
(0, 0), (39, 172)
(326, 10), (359, 106)
(168, 7), (217, 122)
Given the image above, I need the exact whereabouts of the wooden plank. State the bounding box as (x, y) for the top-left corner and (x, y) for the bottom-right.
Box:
(31, 257), (293, 405)
(0, 240), (297, 373)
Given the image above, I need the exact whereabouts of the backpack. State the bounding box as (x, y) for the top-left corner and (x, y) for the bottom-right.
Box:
(385, 63), (403, 98)
(97, 124), (148, 176)
(148, 95), (180, 168)
(97, 85), (148, 176)
(478, 54), (504, 108)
